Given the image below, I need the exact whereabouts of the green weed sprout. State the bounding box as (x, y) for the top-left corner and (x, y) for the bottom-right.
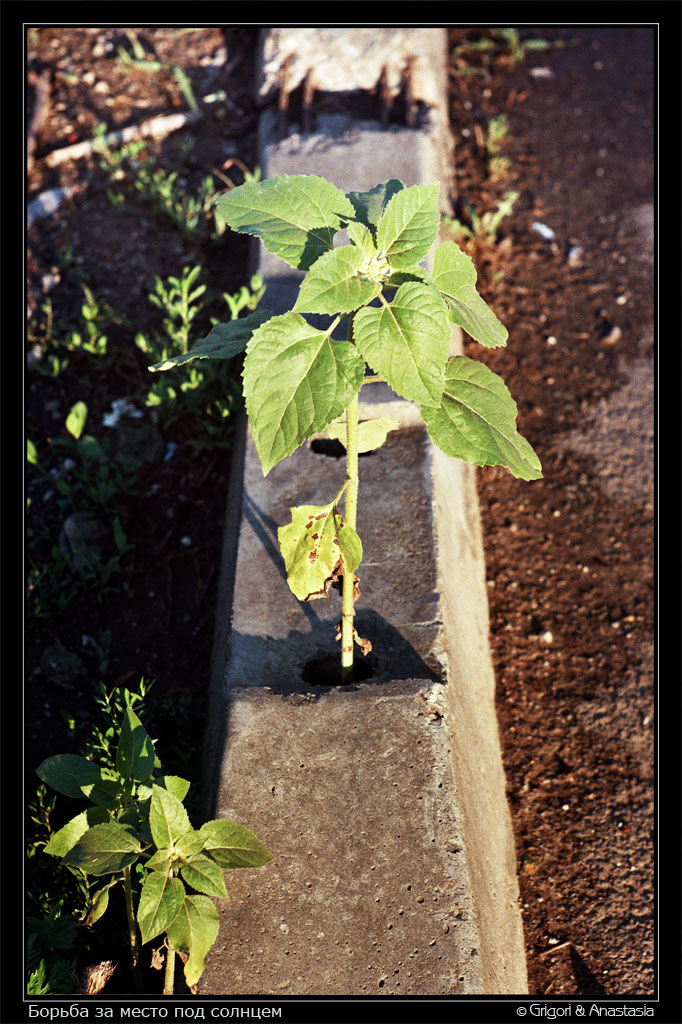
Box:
(149, 175), (541, 683)
(37, 694), (271, 994)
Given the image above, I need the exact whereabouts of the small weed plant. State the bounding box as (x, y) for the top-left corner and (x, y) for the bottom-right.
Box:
(135, 266), (264, 440)
(485, 113), (511, 181)
(28, 286), (124, 378)
(116, 30), (199, 112)
(93, 127), (228, 242)
(451, 27), (562, 77)
(444, 189), (519, 246)
(36, 689), (271, 994)
(151, 174), (541, 683)
(27, 403), (135, 618)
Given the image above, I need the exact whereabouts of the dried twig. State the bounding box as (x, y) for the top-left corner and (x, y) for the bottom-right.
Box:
(43, 91), (228, 169)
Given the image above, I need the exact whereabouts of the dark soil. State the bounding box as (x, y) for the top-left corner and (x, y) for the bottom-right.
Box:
(25, 26), (263, 996)
(25, 25), (655, 1000)
(447, 27), (654, 996)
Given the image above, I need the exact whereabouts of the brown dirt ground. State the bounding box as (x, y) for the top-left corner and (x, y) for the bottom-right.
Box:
(447, 26), (655, 997)
(25, 24), (656, 1001)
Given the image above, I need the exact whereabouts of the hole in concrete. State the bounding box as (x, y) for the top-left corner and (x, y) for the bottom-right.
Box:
(301, 651), (379, 686)
(309, 438), (375, 459)
(309, 438), (345, 458)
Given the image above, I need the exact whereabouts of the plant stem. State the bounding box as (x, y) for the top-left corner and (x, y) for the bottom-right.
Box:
(163, 944), (176, 995)
(341, 389), (359, 684)
(123, 865), (144, 993)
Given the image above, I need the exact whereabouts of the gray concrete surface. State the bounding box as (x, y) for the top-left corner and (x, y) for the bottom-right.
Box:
(201, 28), (528, 995)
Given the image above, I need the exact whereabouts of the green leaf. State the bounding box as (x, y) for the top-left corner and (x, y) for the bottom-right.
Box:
(146, 847), (174, 872)
(36, 754), (105, 799)
(158, 776), (192, 803)
(149, 785), (192, 851)
(353, 282), (449, 407)
(65, 401), (88, 440)
(148, 310), (273, 372)
(376, 182), (440, 269)
(346, 220), (377, 258)
(28, 915), (78, 952)
(171, 64), (199, 112)
(43, 806), (109, 859)
(137, 872), (185, 944)
(278, 500), (362, 602)
(116, 707), (155, 784)
(293, 245), (381, 315)
(167, 894), (219, 990)
(145, 848), (174, 873)
(346, 179), (405, 234)
(430, 241), (508, 348)
(325, 416), (400, 453)
(243, 312), (365, 475)
(198, 819), (273, 871)
(180, 854), (228, 898)
(83, 879), (120, 926)
(27, 438), (38, 465)
(63, 823), (142, 876)
(421, 356), (543, 480)
(82, 775), (124, 811)
(216, 174), (355, 271)
(175, 830), (205, 861)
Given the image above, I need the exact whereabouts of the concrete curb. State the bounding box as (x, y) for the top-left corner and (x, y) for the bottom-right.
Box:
(201, 28), (528, 995)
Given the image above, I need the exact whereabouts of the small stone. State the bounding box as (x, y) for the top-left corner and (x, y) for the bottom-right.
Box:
(92, 38), (114, 58)
(565, 244), (583, 267)
(602, 324), (622, 345)
(529, 66), (554, 80)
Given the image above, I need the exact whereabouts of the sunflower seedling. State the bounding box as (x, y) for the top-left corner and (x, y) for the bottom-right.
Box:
(150, 174), (541, 683)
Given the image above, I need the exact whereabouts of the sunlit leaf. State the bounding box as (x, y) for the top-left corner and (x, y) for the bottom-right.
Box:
(376, 182), (440, 269)
(243, 312), (365, 475)
(354, 281), (449, 406)
(216, 174), (355, 270)
(421, 356), (542, 480)
(430, 240), (508, 348)
(198, 819), (273, 870)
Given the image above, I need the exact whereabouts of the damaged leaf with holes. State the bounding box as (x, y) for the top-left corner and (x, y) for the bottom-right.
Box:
(278, 499), (362, 601)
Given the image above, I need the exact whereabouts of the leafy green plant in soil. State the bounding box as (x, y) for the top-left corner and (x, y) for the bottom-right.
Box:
(36, 690), (271, 994)
(152, 174), (542, 683)
(135, 265), (264, 442)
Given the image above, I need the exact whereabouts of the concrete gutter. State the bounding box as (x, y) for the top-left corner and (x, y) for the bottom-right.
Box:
(201, 28), (528, 996)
